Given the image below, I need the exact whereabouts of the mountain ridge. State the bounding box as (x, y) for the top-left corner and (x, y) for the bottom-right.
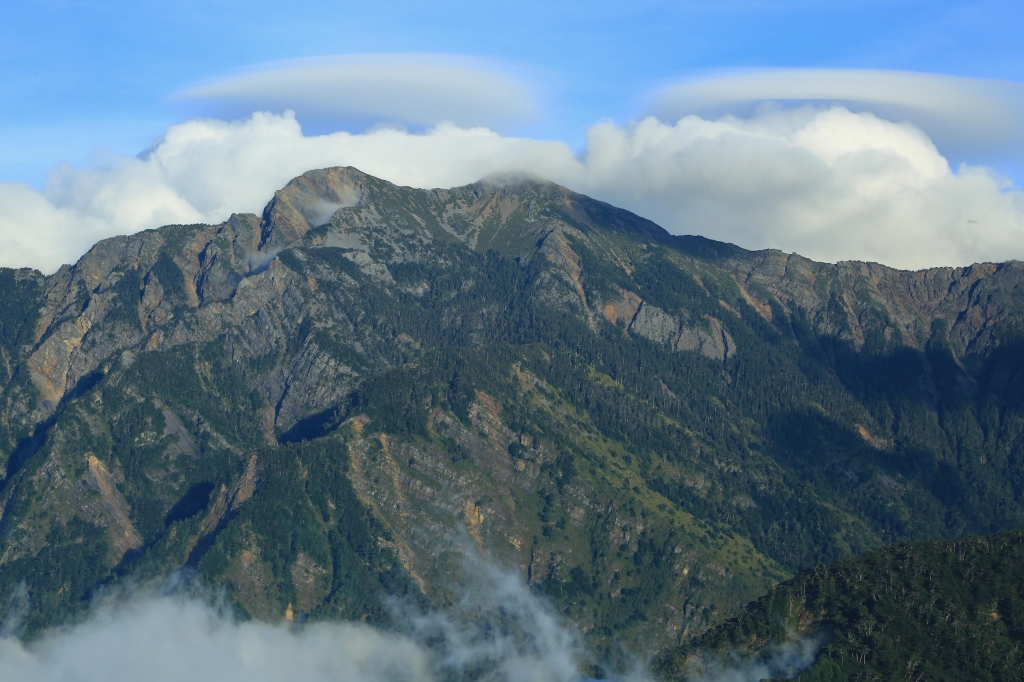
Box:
(1, 167), (1024, 663)
(14, 165), (1020, 427)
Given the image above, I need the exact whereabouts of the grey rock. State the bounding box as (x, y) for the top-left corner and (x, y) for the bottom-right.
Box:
(630, 303), (679, 344)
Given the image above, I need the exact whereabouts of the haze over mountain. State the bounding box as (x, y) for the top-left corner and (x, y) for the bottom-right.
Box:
(2, 168), (1024, 675)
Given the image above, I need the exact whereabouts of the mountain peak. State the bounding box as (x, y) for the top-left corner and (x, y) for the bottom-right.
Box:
(259, 167), (368, 249)
(254, 166), (676, 266)
(259, 166), (581, 251)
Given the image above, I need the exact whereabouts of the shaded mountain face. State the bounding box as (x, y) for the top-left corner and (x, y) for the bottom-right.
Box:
(1, 167), (1024, 656)
(654, 530), (1024, 682)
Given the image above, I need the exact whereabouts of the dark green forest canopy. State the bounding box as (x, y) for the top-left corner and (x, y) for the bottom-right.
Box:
(0, 167), (1023, 661)
(655, 530), (1024, 682)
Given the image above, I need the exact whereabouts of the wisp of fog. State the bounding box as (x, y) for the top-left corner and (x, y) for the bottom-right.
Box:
(680, 636), (823, 682)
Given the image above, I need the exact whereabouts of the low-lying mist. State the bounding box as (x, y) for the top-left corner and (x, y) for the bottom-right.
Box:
(0, 553), (819, 682)
(677, 637), (823, 682)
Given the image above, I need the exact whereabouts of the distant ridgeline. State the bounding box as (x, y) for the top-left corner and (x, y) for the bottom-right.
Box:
(1, 167), (1024, 666)
(654, 530), (1024, 682)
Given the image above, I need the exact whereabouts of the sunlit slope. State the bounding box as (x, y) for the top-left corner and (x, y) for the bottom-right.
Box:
(1, 167), (1024, 654)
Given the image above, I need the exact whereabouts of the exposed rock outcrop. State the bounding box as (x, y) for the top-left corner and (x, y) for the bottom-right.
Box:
(85, 454), (142, 556)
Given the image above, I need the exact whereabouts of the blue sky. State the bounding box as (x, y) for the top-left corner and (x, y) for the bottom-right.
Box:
(3, 0), (1022, 184)
(2, 0), (1024, 273)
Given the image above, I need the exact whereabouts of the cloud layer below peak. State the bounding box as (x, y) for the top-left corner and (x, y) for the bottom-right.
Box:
(0, 557), (586, 682)
(0, 557), (816, 682)
(3, 107), (1023, 273)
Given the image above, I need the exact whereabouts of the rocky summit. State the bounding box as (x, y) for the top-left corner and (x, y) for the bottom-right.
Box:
(1, 167), (1024, 662)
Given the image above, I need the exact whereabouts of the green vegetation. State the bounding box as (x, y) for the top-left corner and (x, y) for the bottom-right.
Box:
(197, 438), (417, 624)
(655, 530), (1024, 681)
(0, 268), (42, 456)
(0, 516), (110, 635)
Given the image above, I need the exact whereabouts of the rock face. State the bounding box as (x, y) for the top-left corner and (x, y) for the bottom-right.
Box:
(718, 251), (1023, 357)
(261, 168), (364, 248)
(84, 454), (142, 556)
(1, 167), (1024, 657)
(627, 302), (736, 361)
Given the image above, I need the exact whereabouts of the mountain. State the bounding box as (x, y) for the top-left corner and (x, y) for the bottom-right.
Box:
(654, 530), (1024, 681)
(1, 167), (1024, 659)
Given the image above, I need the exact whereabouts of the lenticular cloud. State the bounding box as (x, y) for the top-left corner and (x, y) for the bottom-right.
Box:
(175, 53), (539, 131)
(2, 107), (1023, 273)
(647, 68), (1024, 160)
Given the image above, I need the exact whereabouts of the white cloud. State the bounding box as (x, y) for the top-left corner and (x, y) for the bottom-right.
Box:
(0, 555), (820, 682)
(2, 107), (1023, 273)
(0, 558), (589, 682)
(175, 54), (539, 131)
(0, 595), (432, 682)
(578, 108), (1024, 269)
(0, 183), (116, 276)
(647, 69), (1024, 160)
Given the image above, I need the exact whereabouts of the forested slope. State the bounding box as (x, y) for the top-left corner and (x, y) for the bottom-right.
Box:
(655, 530), (1024, 681)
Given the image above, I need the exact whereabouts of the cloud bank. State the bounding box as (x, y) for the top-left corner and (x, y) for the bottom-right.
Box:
(0, 595), (431, 682)
(3, 107), (1024, 273)
(176, 54), (539, 131)
(0, 558), (588, 682)
(0, 556), (819, 682)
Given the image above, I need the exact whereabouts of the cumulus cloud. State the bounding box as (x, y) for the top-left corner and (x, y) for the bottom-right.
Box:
(3, 107), (1024, 273)
(175, 54), (539, 131)
(581, 107), (1024, 269)
(647, 69), (1024, 159)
